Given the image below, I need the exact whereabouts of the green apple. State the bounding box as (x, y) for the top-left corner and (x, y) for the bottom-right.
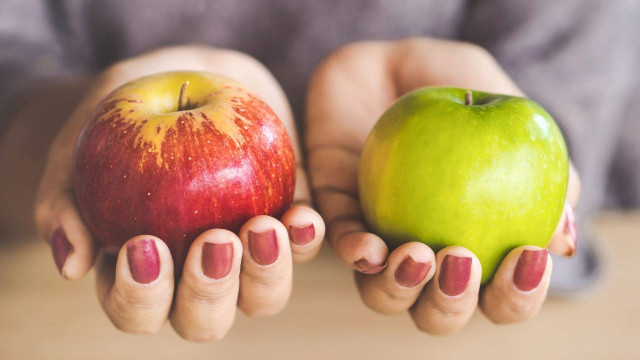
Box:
(359, 87), (568, 283)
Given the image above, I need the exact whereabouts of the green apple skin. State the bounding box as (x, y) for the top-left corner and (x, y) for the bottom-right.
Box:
(359, 87), (568, 284)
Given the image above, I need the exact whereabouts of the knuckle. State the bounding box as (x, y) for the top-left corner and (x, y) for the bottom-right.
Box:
(385, 287), (417, 303)
(111, 282), (170, 311)
(315, 41), (382, 76)
(421, 295), (473, 323)
(184, 282), (234, 306)
(430, 301), (470, 319)
(499, 298), (537, 321)
(481, 289), (539, 324)
(242, 266), (290, 288)
(105, 289), (169, 334)
(457, 41), (494, 62)
(326, 41), (369, 61)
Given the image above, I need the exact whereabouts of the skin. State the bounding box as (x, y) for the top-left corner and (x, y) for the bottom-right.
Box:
(306, 37), (581, 334)
(74, 72), (296, 268)
(30, 38), (583, 339)
(359, 87), (569, 283)
(34, 45), (326, 341)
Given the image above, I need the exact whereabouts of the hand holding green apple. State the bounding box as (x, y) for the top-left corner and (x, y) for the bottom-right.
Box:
(306, 37), (580, 334)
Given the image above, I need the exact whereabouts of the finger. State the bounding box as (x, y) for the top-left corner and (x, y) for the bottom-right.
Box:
(410, 247), (482, 335)
(305, 44), (393, 274)
(96, 236), (174, 334)
(480, 246), (552, 324)
(331, 227), (389, 274)
(548, 163), (581, 257)
(280, 205), (325, 264)
(35, 190), (97, 280)
(237, 215), (293, 317)
(355, 242), (436, 314)
(308, 146), (388, 273)
(170, 229), (242, 341)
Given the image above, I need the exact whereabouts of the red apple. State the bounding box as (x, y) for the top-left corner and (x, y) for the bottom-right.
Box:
(73, 71), (296, 267)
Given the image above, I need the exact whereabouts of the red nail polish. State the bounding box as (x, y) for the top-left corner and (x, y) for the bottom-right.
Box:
(439, 255), (472, 296)
(51, 227), (72, 274)
(564, 203), (578, 253)
(248, 230), (279, 265)
(202, 242), (233, 279)
(289, 223), (315, 245)
(395, 256), (432, 288)
(127, 238), (160, 284)
(354, 258), (387, 274)
(513, 249), (548, 291)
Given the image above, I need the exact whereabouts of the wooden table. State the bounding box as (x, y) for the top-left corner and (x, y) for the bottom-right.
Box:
(1, 212), (638, 360)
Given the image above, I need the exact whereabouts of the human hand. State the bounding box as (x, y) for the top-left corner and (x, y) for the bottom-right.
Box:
(306, 38), (580, 334)
(35, 45), (325, 341)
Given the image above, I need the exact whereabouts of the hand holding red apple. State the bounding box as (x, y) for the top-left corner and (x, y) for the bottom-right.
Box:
(306, 38), (580, 334)
(35, 46), (325, 341)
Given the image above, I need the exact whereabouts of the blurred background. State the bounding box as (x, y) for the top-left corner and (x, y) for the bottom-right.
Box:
(1, 0), (639, 359)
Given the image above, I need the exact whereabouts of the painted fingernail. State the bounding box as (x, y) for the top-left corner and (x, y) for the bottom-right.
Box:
(248, 229), (279, 265)
(513, 249), (549, 292)
(439, 255), (472, 296)
(202, 242), (233, 279)
(127, 238), (160, 284)
(395, 256), (432, 288)
(564, 203), (578, 255)
(289, 223), (315, 245)
(51, 227), (72, 275)
(354, 258), (387, 274)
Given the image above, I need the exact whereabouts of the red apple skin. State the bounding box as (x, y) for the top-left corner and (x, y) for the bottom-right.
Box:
(72, 72), (296, 268)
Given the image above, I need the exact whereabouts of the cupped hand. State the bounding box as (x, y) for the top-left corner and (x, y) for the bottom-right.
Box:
(35, 45), (325, 341)
(305, 37), (581, 334)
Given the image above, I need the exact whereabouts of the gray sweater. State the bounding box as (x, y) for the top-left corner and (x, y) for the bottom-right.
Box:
(1, 0), (639, 221)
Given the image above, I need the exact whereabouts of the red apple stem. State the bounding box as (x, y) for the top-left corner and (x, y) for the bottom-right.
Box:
(465, 90), (473, 106)
(178, 81), (190, 111)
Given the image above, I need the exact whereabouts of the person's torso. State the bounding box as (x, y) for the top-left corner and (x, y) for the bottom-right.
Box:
(60, 0), (467, 118)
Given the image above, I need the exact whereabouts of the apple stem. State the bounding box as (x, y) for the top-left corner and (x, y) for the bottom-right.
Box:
(178, 81), (190, 111)
(465, 90), (473, 106)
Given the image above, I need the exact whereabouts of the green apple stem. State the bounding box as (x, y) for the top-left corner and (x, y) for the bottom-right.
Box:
(465, 90), (473, 106)
(178, 81), (190, 111)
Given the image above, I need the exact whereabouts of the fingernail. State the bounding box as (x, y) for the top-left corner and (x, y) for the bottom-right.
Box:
(513, 249), (549, 292)
(564, 203), (578, 255)
(354, 258), (387, 274)
(439, 255), (472, 296)
(51, 227), (72, 275)
(202, 242), (234, 279)
(395, 256), (432, 288)
(248, 229), (279, 265)
(127, 238), (160, 284)
(288, 223), (315, 245)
